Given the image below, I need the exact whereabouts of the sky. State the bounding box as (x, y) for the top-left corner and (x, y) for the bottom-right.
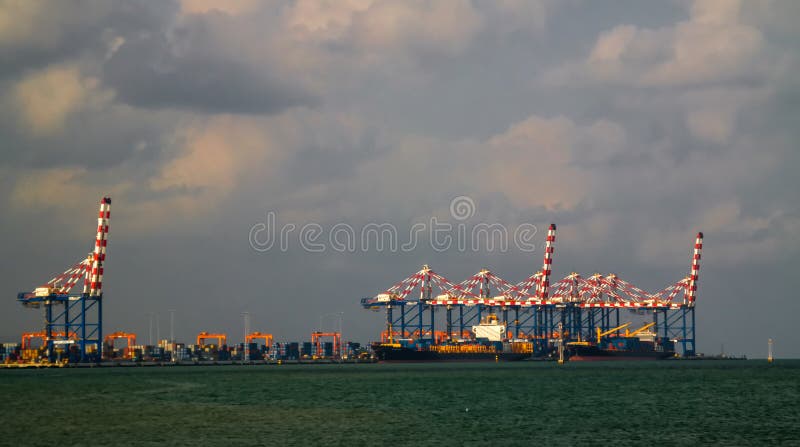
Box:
(1, 0), (798, 357)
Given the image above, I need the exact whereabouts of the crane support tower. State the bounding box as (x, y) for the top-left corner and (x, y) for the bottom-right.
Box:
(17, 197), (112, 363)
(362, 226), (702, 357)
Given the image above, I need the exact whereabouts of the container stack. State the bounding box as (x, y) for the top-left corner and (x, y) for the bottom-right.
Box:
(20, 349), (40, 362)
(1, 343), (20, 363)
(175, 346), (192, 362)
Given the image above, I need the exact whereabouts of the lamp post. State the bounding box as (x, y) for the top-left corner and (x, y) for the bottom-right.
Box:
(148, 312), (154, 346)
(242, 312), (250, 364)
(337, 312), (344, 358)
(169, 309), (175, 343)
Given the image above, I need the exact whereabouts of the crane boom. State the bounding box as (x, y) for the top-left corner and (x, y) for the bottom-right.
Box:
(596, 322), (631, 343)
(627, 322), (656, 337)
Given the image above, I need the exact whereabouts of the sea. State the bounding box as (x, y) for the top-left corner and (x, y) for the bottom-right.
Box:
(0, 360), (798, 446)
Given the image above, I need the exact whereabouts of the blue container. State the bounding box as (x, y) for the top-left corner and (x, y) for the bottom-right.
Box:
(287, 342), (300, 359)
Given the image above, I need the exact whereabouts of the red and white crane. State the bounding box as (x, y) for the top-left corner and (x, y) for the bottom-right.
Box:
(17, 197), (112, 363)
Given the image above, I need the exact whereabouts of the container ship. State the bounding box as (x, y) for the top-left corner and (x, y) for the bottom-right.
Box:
(372, 315), (533, 362)
(565, 322), (675, 361)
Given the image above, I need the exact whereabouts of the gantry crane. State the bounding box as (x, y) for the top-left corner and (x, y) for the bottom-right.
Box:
(245, 332), (273, 348)
(17, 197), (111, 362)
(311, 331), (341, 358)
(197, 332), (227, 347)
(21, 331), (72, 350)
(363, 228), (703, 356)
(104, 331), (137, 359)
(241, 332), (272, 362)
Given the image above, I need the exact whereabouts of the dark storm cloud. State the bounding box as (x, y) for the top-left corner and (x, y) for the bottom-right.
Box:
(103, 21), (318, 114)
(0, 0), (181, 170)
(0, 1), (176, 79)
(1, 0), (317, 115)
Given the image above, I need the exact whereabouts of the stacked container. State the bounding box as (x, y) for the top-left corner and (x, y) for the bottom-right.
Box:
(171, 346), (190, 361)
(287, 342), (299, 359)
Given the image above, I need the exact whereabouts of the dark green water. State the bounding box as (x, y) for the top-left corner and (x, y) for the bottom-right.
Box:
(1, 361), (798, 446)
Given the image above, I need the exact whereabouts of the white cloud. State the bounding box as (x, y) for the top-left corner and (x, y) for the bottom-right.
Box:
(645, 3), (763, 85)
(283, 0), (483, 57)
(578, 0), (766, 86)
(587, 25), (668, 83)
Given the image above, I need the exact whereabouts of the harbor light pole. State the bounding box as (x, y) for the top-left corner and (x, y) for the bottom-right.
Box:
(148, 312), (154, 346)
(169, 309), (175, 343)
(242, 312), (250, 363)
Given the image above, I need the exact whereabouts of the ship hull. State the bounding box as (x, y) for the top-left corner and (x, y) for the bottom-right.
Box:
(372, 344), (530, 362)
(566, 345), (674, 361)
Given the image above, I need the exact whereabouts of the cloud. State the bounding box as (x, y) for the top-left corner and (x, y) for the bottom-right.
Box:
(149, 115), (283, 204)
(275, 104), (791, 269)
(644, 0), (763, 86)
(12, 64), (112, 136)
(483, 0), (552, 35)
(178, 0), (262, 16)
(284, 0), (483, 60)
(550, 0), (767, 88)
(0, 1), (175, 79)
(5, 109), (366, 233)
(686, 108), (735, 144)
(11, 166), (98, 208)
(585, 25), (668, 83)
(486, 116), (587, 210)
(337, 114), (627, 215)
(102, 15), (318, 114)
(283, 0), (372, 40)
(0, 0), (111, 53)
(680, 84), (771, 144)
(4, 110), (284, 233)
(103, 0), (485, 117)
(8, 165), (136, 238)
(349, 0), (483, 56)
(638, 199), (800, 265)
